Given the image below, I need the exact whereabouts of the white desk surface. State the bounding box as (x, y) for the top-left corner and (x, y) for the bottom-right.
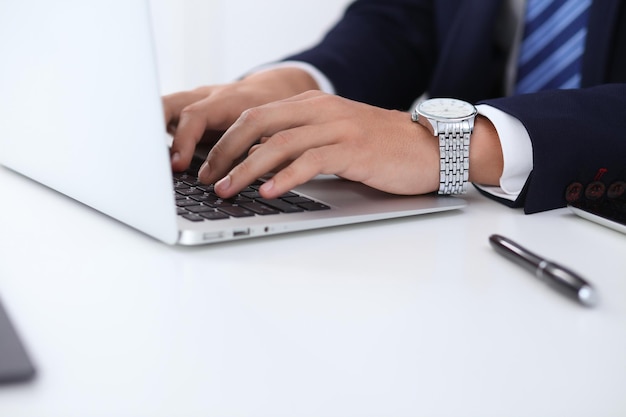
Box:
(1, 165), (625, 417)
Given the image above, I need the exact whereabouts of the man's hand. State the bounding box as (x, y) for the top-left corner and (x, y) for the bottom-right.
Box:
(162, 67), (319, 172)
(165, 73), (503, 199)
(199, 91), (447, 199)
(200, 90), (504, 199)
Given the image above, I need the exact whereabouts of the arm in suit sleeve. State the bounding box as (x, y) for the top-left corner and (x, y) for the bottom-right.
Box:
(480, 83), (626, 214)
(284, 0), (436, 110)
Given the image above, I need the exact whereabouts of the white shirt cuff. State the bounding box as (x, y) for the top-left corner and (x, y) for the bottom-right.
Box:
(248, 61), (336, 94)
(474, 104), (533, 201)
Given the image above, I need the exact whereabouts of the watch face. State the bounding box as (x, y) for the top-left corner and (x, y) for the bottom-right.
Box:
(417, 98), (476, 120)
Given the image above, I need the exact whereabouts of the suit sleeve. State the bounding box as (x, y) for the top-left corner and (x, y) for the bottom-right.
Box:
(284, 0), (436, 110)
(480, 84), (626, 213)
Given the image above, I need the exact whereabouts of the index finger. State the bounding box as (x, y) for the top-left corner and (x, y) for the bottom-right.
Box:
(200, 97), (316, 184)
(163, 89), (223, 172)
(169, 105), (212, 172)
(161, 88), (211, 129)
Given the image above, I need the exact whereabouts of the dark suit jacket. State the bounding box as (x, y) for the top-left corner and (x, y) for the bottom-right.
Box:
(286, 0), (626, 213)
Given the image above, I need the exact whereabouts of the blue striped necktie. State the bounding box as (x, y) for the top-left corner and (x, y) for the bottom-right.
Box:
(514, 0), (591, 94)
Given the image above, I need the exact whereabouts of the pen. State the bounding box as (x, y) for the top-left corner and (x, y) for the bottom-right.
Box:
(488, 234), (597, 307)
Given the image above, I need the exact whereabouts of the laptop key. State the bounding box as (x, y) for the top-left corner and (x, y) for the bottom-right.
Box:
(239, 202), (280, 215)
(248, 181), (265, 191)
(217, 206), (256, 218)
(298, 202), (331, 211)
(176, 187), (204, 196)
(241, 190), (262, 199)
(182, 179), (202, 187)
(195, 184), (215, 193)
(186, 205), (218, 213)
(176, 199), (201, 207)
(200, 211), (230, 220)
(256, 198), (304, 213)
(282, 196), (313, 205)
(182, 213), (205, 222)
(191, 194), (220, 204)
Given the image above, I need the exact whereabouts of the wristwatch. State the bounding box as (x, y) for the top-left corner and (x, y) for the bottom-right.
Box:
(412, 98), (477, 195)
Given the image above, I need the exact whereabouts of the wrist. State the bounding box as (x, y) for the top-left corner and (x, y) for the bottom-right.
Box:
(243, 67), (319, 98)
(468, 115), (504, 186)
(412, 98), (477, 194)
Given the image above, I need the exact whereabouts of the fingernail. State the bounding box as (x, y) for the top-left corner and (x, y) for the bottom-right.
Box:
(260, 179), (274, 194)
(171, 152), (181, 164)
(215, 174), (231, 192)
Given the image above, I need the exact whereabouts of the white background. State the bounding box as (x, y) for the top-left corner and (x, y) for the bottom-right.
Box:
(149, 0), (352, 95)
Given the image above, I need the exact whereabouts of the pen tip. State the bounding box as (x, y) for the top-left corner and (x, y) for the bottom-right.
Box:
(578, 286), (598, 307)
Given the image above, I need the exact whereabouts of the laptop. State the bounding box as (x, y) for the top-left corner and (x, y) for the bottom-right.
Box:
(0, 0), (465, 246)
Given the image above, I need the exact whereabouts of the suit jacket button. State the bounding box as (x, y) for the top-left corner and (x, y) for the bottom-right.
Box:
(607, 181), (625, 200)
(565, 182), (583, 203)
(585, 181), (606, 201)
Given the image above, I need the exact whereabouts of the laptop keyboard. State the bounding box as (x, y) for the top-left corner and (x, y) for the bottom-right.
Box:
(173, 173), (330, 222)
